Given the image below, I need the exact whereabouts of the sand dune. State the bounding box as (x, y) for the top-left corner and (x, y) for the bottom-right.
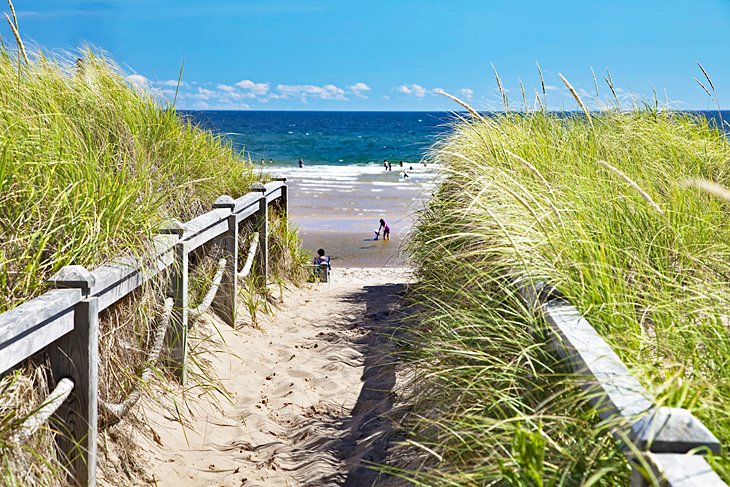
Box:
(99, 267), (410, 486)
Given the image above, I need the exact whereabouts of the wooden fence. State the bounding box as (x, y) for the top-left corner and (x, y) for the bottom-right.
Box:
(517, 279), (725, 486)
(0, 179), (287, 486)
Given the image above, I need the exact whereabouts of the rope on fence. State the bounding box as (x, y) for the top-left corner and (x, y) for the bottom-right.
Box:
(90, 234), (255, 428)
(189, 257), (227, 320)
(100, 296), (173, 427)
(238, 233), (259, 279)
(9, 378), (74, 445)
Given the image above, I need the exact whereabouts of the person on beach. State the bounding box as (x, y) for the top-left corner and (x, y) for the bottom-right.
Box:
(269, 158), (273, 165)
(403, 171), (409, 178)
(377, 219), (390, 240)
(387, 161), (392, 171)
(383, 159), (388, 170)
(314, 248), (330, 267)
(399, 160), (404, 167)
(298, 158), (304, 168)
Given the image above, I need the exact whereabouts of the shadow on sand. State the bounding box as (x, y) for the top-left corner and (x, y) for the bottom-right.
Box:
(284, 282), (410, 486)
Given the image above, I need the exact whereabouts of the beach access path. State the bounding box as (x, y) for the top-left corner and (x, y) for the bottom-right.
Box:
(100, 267), (410, 486)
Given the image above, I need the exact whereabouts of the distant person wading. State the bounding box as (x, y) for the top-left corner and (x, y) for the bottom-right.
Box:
(377, 219), (390, 240)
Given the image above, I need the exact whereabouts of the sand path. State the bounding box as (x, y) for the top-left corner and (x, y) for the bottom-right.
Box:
(114, 267), (409, 486)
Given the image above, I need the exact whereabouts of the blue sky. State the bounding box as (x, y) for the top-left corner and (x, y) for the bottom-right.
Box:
(4, 1), (730, 110)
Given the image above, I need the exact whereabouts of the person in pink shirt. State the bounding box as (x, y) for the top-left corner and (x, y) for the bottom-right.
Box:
(377, 219), (390, 240)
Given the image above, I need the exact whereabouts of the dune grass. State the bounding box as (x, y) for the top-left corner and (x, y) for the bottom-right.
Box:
(0, 47), (265, 313)
(394, 107), (730, 484)
(0, 45), (307, 484)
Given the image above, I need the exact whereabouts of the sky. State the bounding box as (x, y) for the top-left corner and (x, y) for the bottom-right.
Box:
(3, 0), (730, 111)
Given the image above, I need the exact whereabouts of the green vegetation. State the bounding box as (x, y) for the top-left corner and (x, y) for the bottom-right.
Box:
(0, 47), (263, 312)
(396, 105), (730, 484)
(0, 43), (306, 484)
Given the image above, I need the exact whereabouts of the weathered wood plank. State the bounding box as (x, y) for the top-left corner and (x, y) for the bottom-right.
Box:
(235, 202), (259, 224)
(91, 249), (175, 312)
(211, 197), (238, 327)
(265, 187), (282, 204)
(181, 208), (230, 251)
(263, 179), (285, 197)
(632, 453), (726, 486)
(49, 296), (99, 486)
(274, 177), (288, 218)
(0, 289), (81, 374)
(166, 241), (189, 384)
(632, 407), (720, 454)
(232, 192), (261, 217)
(542, 300), (720, 454)
(543, 300), (654, 418)
(251, 184), (269, 279)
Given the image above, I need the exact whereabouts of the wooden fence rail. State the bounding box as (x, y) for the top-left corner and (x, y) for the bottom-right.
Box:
(517, 280), (725, 486)
(0, 178), (287, 486)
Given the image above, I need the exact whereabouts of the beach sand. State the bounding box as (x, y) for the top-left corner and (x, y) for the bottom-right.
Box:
(268, 164), (436, 267)
(99, 268), (411, 486)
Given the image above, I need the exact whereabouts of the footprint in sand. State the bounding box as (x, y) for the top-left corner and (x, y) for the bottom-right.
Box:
(288, 368), (312, 379)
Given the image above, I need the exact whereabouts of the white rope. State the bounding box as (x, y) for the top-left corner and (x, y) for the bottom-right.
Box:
(100, 297), (173, 427)
(189, 257), (227, 320)
(99, 233), (255, 426)
(238, 233), (259, 279)
(9, 378), (74, 445)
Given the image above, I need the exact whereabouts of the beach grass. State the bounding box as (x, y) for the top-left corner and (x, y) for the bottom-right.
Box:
(393, 106), (730, 484)
(0, 44), (305, 484)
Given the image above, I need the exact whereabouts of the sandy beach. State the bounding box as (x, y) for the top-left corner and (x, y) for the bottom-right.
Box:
(99, 268), (411, 486)
(267, 164), (436, 267)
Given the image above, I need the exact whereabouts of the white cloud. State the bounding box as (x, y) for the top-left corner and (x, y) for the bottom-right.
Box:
(349, 82), (371, 98)
(216, 83), (237, 93)
(158, 79), (185, 87)
(411, 84), (427, 97)
(126, 74), (150, 89)
(459, 88), (474, 98)
(235, 79), (269, 95)
(195, 87), (216, 100)
(397, 83), (427, 98)
(276, 83), (347, 101)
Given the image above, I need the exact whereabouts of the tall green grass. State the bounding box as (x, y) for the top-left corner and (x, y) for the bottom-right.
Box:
(0, 47), (262, 313)
(395, 107), (730, 484)
(0, 45), (305, 484)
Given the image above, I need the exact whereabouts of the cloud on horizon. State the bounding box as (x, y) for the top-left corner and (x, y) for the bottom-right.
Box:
(276, 83), (347, 101)
(397, 83), (427, 97)
(349, 82), (371, 98)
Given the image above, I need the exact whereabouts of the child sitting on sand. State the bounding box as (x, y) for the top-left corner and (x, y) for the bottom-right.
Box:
(313, 248), (330, 267)
(312, 249), (331, 282)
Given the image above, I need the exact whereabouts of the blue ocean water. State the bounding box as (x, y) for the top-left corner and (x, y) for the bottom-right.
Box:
(183, 110), (729, 167)
(184, 111), (454, 166)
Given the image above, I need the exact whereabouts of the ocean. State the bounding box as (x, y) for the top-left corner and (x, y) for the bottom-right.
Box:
(184, 110), (453, 166)
(184, 110), (729, 168)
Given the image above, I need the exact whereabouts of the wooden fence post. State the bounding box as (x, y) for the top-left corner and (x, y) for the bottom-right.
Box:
(251, 183), (268, 281)
(212, 196), (238, 327)
(274, 177), (288, 219)
(47, 266), (98, 487)
(160, 220), (188, 384)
